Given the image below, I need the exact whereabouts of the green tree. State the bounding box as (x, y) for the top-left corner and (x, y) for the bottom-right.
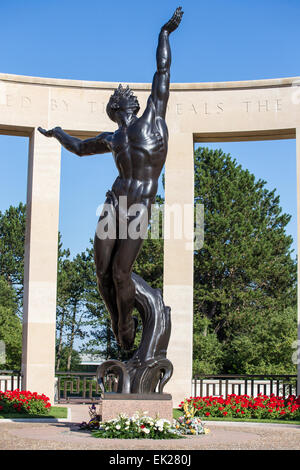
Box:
(134, 196), (164, 291)
(0, 276), (22, 369)
(55, 234), (71, 370)
(0, 203), (26, 307)
(193, 316), (224, 375)
(223, 306), (297, 374)
(193, 146), (297, 373)
(55, 344), (81, 371)
(55, 251), (95, 371)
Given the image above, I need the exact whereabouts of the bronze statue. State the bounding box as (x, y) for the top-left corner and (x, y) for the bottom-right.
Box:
(39, 7), (183, 394)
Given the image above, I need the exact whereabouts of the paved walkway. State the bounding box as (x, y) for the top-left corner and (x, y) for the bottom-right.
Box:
(0, 404), (300, 450)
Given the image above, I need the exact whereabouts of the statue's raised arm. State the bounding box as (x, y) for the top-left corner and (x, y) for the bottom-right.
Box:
(151, 6), (184, 119)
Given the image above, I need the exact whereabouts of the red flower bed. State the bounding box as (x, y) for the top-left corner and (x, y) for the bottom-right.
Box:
(179, 394), (300, 421)
(0, 389), (51, 415)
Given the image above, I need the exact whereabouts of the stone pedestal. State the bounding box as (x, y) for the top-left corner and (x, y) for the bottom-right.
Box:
(99, 393), (173, 423)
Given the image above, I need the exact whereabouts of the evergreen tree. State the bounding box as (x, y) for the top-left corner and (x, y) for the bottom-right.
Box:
(193, 147), (297, 373)
(0, 276), (22, 369)
(56, 251), (96, 371)
(0, 203), (26, 308)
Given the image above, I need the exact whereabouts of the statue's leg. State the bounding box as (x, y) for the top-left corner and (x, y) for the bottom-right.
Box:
(112, 236), (144, 350)
(94, 203), (119, 342)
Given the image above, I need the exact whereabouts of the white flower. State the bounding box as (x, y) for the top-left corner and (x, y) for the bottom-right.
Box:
(155, 419), (165, 428)
(141, 427), (150, 434)
(115, 425), (121, 430)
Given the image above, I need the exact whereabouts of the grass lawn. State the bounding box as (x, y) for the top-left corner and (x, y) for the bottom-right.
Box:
(173, 409), (300, 426)
(0, 406), (68, 420)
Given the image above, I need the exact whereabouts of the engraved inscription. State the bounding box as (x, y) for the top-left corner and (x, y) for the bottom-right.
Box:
(50, 99), (69, 112)
(88, 101), (106, 113)
(6, 95), (13, 107)
(175, 102), (224, 116)
(84, 97), (284, 117)
(21, 96), (31, 108)
(172, 98), (284, 116)
(243, 99), (283, 113)
(2, 94), (32, 108)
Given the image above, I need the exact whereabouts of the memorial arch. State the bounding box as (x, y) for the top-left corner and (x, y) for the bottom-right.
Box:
(0, 73), (299, 405)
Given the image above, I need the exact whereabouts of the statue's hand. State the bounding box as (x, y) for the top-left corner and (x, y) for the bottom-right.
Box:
(38, 126), (61, 138)
(161, 6), (183, 34)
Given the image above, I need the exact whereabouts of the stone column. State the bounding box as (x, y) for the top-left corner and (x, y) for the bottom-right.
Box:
(21, 128), (61, 404)
(163, 133), (194, 407)
(296, 128), (300, 395)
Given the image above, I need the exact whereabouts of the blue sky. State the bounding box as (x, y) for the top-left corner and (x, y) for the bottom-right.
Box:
(0, 0), (299, 257)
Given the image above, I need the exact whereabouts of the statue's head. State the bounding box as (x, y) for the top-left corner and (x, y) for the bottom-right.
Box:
(106, 84), (140, 122)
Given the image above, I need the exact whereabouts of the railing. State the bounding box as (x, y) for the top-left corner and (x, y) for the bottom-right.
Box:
(0, 371), (297, 403)
(55, 371), (100, 403)
(192, 374), (298, 398)
(55, 371), (119, 403)
(0, 370), (119, 403)
(0, 370), (22, 392)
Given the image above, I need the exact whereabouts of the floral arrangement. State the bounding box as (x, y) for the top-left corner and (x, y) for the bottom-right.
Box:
(90, 412), (183, 439)
(179, 394), (300, 421)
(175, 399), (210, 435)
(79, 401), (210, 439)
(79, 403), (101, 430)
(0, 389), (51, 415)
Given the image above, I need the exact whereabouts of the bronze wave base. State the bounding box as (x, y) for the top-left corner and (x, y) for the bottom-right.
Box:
(97, 272), (173, 395)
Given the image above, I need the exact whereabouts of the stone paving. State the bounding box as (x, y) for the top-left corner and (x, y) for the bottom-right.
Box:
(0, 404), (299, 450)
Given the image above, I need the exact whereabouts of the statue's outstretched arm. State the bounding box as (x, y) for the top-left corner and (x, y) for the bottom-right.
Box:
(151, 6), (183, 119)
(38, 127), (112, 156)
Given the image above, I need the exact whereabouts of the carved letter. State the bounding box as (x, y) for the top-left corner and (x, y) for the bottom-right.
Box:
(176, 103), (183, 115)
(217, 102), (224, 113)
(88, 101), (97, 113)
(190, 104), (197, 114)
(51, 99), (58, 111)
(258, 100), (269, 112)
(275, 99), (282, 112)
(21, 96), (31, 108)
(6, 95), (13, 107)
(243, 101), (251, 112)
(62, 100), (69, 111)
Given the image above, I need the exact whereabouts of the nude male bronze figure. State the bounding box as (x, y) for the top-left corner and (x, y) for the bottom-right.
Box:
(39, 7), (183, 394)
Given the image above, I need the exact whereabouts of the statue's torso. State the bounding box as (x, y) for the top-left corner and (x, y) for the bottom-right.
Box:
(104, 98), (168, 208)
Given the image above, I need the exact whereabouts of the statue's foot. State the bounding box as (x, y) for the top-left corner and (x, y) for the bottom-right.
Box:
(118, 316), (138, 350)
